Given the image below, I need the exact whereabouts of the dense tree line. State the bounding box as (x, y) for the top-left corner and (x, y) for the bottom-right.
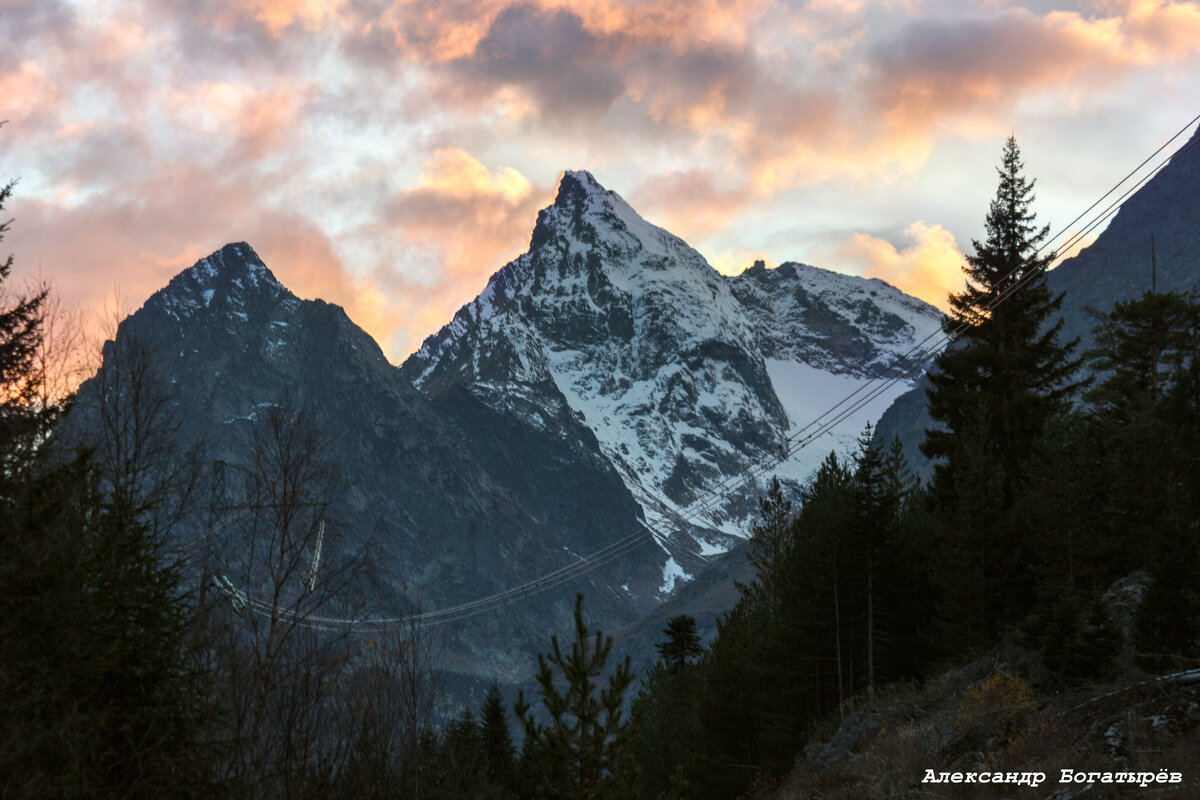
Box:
(625, 137), (1200, 798)
(4, 131), (1198, 798)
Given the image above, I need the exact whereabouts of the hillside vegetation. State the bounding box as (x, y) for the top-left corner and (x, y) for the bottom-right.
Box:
(622, 137), (1200, 799)
(3, 138), (1198, 798)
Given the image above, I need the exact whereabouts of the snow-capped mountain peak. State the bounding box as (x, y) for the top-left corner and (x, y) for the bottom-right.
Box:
(530, 170), (719, 282)
(149, 242), (285, 321)
(534, 169), (685, 264)
(401, 171), (945, 594)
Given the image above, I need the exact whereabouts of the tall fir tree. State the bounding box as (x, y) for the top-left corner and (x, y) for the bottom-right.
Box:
(922, 136), (1083, 647)
(480, 679), (516, 793)
(923, 135), (1083, 489)
(656, 615), (703, 673)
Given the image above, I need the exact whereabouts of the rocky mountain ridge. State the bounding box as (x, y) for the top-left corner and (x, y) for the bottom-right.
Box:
(402, 170), (944, 594)
(75, 242), (658, 688)
(76, 174), (945, 690)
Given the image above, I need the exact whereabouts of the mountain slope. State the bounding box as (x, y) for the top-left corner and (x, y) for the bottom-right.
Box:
(1047, 125), (1200, 350)
(71, 242), (659, 682)
(402, 171), (943, 593)
(71, 175), (946, 688)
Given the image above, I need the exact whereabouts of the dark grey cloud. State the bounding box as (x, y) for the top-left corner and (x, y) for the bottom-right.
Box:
(865, 12), (1116, 120)
(0, 0), (76, 64)
(144, 0), (315, 76)
(447, 4), (626, 121)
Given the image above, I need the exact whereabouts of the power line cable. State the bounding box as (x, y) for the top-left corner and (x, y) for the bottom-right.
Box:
(215, 116), (1200, 632)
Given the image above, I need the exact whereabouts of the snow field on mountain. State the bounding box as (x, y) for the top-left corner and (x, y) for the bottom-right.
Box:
(404, 171), (945, 600)
(761, 358), (919, 486)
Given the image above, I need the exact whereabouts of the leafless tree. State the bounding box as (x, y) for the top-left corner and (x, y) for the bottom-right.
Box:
(78, 300), (204, 542)
(334, 589), (444, 799)
(205, 403), (374, 799)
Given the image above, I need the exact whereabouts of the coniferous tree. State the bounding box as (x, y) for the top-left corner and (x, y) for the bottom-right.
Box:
(0, 176), (50, 489)
(849, 425), (931, 693)
(1084, 290), (1200, 668)
(694, 603), (767, 799)
(1021, 409), (1113, 598)
(924, 136), (1083, 479)
(880, 437), (935, 680)
(742, 476), (794, 607)
(631, 619), (704, 799)
(515, 594), (636, 800)
(480, 680), (516, 793)
(852, 425), (888, 697)
(656, 615), (702, 673)
(795, 452), (856, 713)
(434, 709), (487, 798)
(922, 136), (1083, 647)
(1086, 290), (1199, 419)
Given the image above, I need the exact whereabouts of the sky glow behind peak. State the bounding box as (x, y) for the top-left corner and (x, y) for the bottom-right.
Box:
(1, 0), (1197, 359)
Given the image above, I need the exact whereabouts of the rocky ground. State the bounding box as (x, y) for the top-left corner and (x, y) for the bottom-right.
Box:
(759, 649), (1200, 799)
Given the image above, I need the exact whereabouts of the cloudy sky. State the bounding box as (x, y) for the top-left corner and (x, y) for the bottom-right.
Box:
(2, 0), (1198, 360)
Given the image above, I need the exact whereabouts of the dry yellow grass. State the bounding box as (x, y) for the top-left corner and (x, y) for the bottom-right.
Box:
(763, 653), (1200, 800)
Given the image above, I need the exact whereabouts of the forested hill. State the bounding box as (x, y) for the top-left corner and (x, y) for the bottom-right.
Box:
(618, 136), (1200, 799)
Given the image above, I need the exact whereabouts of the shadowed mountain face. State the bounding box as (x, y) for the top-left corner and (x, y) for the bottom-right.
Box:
(1046, 127), (1200, 351)
(72, 171), (943, 688)
(875, 126), (1200, 475)
(71, 242), (656, 684)
(402, 171), (941, 587)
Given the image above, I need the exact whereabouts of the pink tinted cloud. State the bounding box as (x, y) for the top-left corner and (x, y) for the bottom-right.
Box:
(7, 160), (389, 361)
(629, 169), (754, 243)
(386, 148), (547, 278)
(834, 222), (967, 311)
(357, 149), (553, 351)
(189, 81), (316, 161)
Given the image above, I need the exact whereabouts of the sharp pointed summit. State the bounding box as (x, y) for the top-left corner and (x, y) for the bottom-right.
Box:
(402, 171), (944, 581)
(146, 242), (287, 324)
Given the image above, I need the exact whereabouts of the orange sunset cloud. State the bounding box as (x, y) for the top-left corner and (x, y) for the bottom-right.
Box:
(834, 222), (967, 311)
(0, 0), (1196, 365)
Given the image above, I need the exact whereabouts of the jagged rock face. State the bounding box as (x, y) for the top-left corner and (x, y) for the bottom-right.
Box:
(732, 260), (940, 378)
(403, 171), (943, 590)
(72, 175), (944, 686)
(125, 243), (402, 430)
(73, 242), (657, 682)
